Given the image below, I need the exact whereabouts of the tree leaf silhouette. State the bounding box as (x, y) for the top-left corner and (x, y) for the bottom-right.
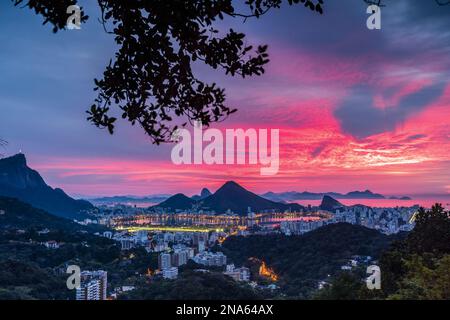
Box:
(12, 0), (324, 144)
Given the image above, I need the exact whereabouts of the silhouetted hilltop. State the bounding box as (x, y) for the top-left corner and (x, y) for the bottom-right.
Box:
(191, 188), (212, 200)
(199, 181), (303, 215)
(0, 196), (86, 231)
(153, 193), (197, 210)
(152, 181), (303, 215)
(0, 154), (93, 220)
(319, 195), (345, 212)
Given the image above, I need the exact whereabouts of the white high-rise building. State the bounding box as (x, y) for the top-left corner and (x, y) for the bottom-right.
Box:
(76, 270), (108, 300)
(193, 251), (227, 266)
(158, 252), (172, 270)
(198, 240), (205, 253)
(171, 250), (188, 267)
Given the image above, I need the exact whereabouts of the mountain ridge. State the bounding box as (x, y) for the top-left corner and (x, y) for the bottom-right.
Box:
(0, 154), (93, 220)
(154, 193), (197, 211)
(152, 181), (303, 215)
(191, 188), (212, 201)
(90, 195), (170, 204)
(0, 196), (90, 232)
(319, 195), (345, 212)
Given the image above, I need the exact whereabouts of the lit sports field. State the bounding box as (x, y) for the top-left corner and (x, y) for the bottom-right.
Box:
(115, 225), (224, 233)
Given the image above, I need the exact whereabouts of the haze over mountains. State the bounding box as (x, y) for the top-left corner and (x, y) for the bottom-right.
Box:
(0, 154), (93, 220)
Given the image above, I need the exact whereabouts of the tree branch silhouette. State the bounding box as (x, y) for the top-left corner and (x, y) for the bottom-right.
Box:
(0, 139), (7, 157)
(364, 0), (450, 7)
(11, 0), (324, 144)
(363, 0), (385, 7)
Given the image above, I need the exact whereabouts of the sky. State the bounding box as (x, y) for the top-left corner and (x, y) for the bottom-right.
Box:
(0, 0), (449, 197)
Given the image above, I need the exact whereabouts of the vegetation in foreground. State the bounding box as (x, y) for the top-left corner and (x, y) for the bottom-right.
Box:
(315, 204), (450, 300)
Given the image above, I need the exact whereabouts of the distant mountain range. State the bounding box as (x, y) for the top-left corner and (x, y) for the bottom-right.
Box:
(91, 188), (213, 204)
(0, 153), (414, 219)
(98, 188), (411, 207)
(90, 189), (413, 207)
(152, 181), (304, 215)
(90, 194), (170, 205)
(261, 190), (411, 202)
(0, 154), (93, 220)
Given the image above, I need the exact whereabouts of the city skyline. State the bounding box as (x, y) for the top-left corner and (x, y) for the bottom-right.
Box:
(1, 1), (449, 197)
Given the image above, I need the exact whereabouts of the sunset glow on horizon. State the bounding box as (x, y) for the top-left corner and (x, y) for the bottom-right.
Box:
(1, 1), (449, 198)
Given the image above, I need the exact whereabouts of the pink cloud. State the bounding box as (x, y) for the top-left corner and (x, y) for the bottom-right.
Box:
(24, 41), (450, 198)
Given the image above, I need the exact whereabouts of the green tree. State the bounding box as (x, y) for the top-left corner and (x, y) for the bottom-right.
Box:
(314, 272), (365, 300)
(407, 204), (450, 255)
(120, 270), (262, 300)
(388, 254), (450, 300)
(316, 205), (450, 300)
(380, 204), (450, 298)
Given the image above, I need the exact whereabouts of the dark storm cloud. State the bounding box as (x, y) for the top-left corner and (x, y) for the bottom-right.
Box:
(230, 0), (450, 64)
(334, 82), (446, 139)
(398, 0), (450, 25)
(311, 143), (327, 158)
(403, 134), (427, 142)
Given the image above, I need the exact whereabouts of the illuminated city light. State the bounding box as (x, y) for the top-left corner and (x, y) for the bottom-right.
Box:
(259, 261), (278, 282)
(116, 225), (224, 233)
